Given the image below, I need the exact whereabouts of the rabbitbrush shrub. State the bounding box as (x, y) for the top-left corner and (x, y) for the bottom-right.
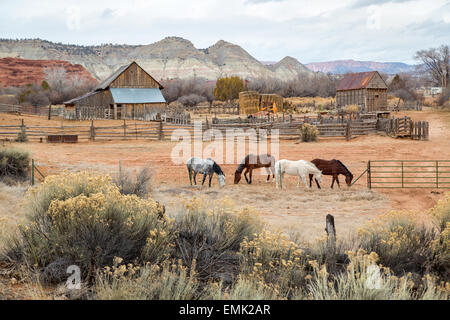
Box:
(172, 197), (262, 282)
(3, 171), (172, 281)
(0, 147), (30, 181)
(299, 123), (318, 142)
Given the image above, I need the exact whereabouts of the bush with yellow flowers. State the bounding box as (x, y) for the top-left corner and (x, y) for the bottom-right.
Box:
(4, 171), (171, 281)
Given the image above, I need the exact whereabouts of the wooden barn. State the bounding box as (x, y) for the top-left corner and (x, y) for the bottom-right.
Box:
(336, 71), (387, 113)
(64, 61), (166, 120)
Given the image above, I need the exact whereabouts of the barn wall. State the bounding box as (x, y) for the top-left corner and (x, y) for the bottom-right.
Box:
(73, 90), (113, 107)
(110, 63), (161, 89)
(336, 89), (365, 108)
(366, 89), (387, 112)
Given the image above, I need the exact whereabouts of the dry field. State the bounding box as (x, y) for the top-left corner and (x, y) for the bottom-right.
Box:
(0, 108), (449, 241)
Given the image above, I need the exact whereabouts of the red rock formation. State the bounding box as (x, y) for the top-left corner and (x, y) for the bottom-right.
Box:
(0, 57), (97, 87)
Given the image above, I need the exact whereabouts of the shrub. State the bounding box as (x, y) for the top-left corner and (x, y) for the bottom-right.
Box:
(344, 104), (360, 114)
(16, 126), (28, 142)
(357, 211), (436, 276)
(95, 260), (201, 300)
(113, 163), (153, 198)
(299, 123), (318, 142)
(3, 172), (171, 282)
(172, 197), (262, 282)
(239, 230), (308, 298)
(0, 147), (30, 181)
(307, 249), (448, 300)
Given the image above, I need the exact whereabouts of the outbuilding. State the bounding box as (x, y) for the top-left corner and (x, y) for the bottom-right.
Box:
(64, 61), (166, 120)
(336, 71), (387, 113)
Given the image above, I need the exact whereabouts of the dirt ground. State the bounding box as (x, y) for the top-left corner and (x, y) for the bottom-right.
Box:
(1, 108), (449, 241)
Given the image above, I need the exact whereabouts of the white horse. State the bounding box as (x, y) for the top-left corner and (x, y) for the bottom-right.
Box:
(186, 157), (226, 187)
(275, 159), (322, 190)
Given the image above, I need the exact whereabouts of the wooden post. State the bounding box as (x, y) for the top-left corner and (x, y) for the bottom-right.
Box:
(114, 104), (117, 120)
(123, 119), (127, 139)
(367, 161), (371, 189)
(345, 121), (351, 141)
(424, 122), (429, 140)
(158, 120), (164, 140)
(325, 214), (336, 275)
(89, 120), (95, 141)
(418, 121), (422, 140)
(48, 104), (52, 120)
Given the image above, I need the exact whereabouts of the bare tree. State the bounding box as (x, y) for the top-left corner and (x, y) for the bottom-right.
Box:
(415, 45), (449, 88)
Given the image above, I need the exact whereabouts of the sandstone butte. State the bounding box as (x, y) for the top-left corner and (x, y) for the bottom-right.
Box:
(0, 57), (97, 87)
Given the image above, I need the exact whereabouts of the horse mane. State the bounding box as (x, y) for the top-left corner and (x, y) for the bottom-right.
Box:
(236, 156), (248, 173)
(213, 161), (224, 176)
(336, 160), (352, 177)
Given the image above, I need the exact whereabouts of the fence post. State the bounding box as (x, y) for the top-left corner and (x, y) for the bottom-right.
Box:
(325, 214), (336, 275)
(367, 161), (371, 189)
(158, 120), (164, 140)
(89, 120), (95, 141)
(345, 121), (351, 141)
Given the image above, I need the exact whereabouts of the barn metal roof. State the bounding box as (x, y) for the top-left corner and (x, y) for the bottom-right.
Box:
(336, 71), (378, 91)
(110, 88), (166, 104)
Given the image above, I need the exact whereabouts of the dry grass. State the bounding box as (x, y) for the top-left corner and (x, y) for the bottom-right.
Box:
(0, 182), (28, 248)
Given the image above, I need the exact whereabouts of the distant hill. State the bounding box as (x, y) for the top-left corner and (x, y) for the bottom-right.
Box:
(0, 38), (314, 82)
(305, 59), (417, 75)
(0, 57), (96, 87)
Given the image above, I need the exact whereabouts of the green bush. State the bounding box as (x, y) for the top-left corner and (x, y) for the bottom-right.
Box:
(95, 261), (201, 300)
(299, 123), (318, 142)
(0, 147), (30, 181)
(16, 126), (28, 142)
(172, 197), (262, 282)
(357, 211), (436, 276)
(3, 171), (171, 282)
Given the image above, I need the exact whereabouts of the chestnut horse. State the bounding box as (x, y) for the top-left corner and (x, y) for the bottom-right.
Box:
(234, 154), (276, 184)
(309, 159), (353, 188)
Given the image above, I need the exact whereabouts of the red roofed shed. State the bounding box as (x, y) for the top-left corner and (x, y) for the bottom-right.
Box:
(336, 71), (387, 113)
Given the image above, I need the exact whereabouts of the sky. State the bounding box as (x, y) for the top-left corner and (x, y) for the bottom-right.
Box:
(0, 0), (449, 64)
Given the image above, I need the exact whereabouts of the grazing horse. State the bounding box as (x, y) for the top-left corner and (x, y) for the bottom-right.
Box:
(234, 154), (276, 184)
(275, 159), (323, 190)
(186, 157), (226, 187)
(309, 159), (353, 189)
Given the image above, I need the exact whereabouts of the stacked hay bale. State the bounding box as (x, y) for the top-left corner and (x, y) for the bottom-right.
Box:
(239, 91), (288, 115)
(239, 91), (261, 115)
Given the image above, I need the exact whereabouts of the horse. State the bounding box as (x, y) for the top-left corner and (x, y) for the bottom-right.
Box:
(186, 157), (226, 187)
(275, 159), (323, 190)
(308, 159), (353, 189)
(234, 154), (276, 184)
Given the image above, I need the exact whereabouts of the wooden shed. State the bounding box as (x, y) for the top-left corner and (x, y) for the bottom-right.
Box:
(336, 71), (387, 113)
(64, 61), (166, 120)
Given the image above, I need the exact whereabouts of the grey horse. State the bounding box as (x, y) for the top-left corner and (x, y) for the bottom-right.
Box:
(186, 157), (226, 187)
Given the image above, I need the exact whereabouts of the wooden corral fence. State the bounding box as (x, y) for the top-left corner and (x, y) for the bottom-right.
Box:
(0, 103), (64, 117)
(389, 100), (423, 112)
(190, 103), (240, 115)
(366, 160), (450, 189)
(377, 116), (429, 140)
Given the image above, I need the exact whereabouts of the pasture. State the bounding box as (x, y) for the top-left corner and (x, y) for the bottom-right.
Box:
(0, 108), (448, 241)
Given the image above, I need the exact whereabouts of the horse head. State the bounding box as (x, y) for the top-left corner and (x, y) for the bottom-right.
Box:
(345, 173), (354, 186)
(234, 171), (241, 184)
(218, 174), (226, 187)
(316, 170), (323, 184)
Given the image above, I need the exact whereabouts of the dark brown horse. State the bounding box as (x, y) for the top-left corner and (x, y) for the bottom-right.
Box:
(309, 159), (353, 188)
(234, 154), (276, 184)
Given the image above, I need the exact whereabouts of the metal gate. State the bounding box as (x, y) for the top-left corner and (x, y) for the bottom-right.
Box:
(367, 160), (450, 189)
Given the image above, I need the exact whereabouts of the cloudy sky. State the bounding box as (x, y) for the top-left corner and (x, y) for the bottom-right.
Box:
(1, 0), (449, 64)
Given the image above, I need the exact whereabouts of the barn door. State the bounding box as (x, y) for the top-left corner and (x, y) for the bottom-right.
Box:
(374, 94), (379, 111)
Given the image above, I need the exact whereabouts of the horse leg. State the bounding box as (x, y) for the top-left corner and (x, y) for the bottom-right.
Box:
(243, 168), (250, 184)
(202, 173), (207, 186)
(331, 176), (335, 189)
(209, 174), (213, 187)
(193, 172), (197, 185)
(315, 177), (321, 189)
(309, 174), (313, 188)
(249, 168), (253, 184)
(265, 167), (271, 182)
(336, 176), (341, 188)
(188, 168), (193, 186)
(297, 176), (301, 188)
(302, 174), (309, 189)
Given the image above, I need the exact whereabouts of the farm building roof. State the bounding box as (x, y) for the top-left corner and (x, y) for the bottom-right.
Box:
(63, 90), (100, 105)
(95, 61), (164, 90)
(110, 88), (166, 104)
(336, 71), (379, 91)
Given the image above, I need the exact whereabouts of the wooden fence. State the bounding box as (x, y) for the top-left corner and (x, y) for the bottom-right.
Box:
(377, 116), (429, 140)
